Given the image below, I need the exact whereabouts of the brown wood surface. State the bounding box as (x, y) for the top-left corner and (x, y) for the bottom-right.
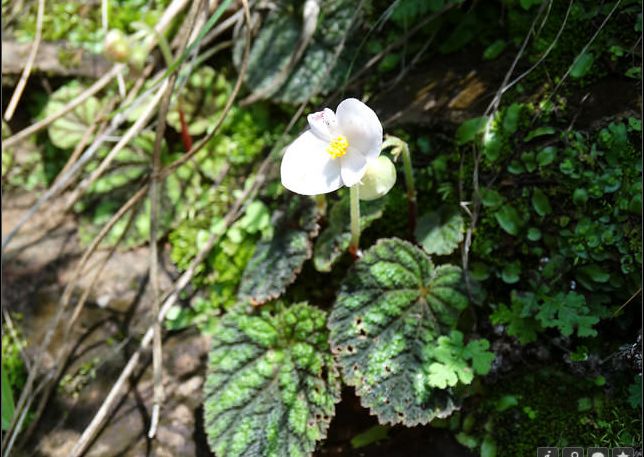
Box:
(2, 40), (113, 78)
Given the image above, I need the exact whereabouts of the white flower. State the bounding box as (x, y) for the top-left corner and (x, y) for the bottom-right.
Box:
(280, 98), (383, 195)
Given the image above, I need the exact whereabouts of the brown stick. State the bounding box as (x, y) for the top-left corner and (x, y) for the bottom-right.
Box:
(147, 0), (203, 439)
(3, 0), (46, 121)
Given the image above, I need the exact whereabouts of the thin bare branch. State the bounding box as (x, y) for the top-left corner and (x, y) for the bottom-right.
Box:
(147, 0), (203, 439)
(3, 0), (45, 121)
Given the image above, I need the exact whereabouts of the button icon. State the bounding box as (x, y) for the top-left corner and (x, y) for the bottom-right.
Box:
(611, 448), (634, 457)
(588, 448), (609, 457)
(563, 447), (584, 457)
(538, 447), (559, 457)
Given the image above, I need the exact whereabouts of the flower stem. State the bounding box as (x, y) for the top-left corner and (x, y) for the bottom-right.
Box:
(382, 135), (417, 240)
(349, 184), (361, 258)
(400, 141), (417, 239)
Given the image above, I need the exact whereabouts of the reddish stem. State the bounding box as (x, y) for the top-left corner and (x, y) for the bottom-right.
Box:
(178, 102), (193, 152)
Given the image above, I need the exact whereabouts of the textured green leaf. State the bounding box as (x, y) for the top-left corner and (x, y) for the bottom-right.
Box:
(329, 238), (490, 426)
(415, 208), (464, 256)
(238, 196), (320, 305)
(1, 365), (15, 430)
(313, 192), (385, 272)
(233, 0), (356, 104)
(204, 302), (340, 457)
(535, 292), (599, 338)
(46, 82), (102, 149)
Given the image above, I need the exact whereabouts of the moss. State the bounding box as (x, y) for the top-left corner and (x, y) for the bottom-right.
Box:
(480, 367), (642, 456)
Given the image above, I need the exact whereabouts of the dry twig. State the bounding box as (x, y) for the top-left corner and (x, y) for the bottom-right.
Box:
(3, 0), (45, 121)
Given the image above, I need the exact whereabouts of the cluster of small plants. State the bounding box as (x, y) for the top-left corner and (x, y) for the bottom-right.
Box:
(1, 0), (641, 456)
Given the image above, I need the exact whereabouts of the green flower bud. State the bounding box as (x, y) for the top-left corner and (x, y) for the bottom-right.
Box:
(358, 155), (397, 201)
(104, 29), (130, 63)
(128, 45), (147, 71)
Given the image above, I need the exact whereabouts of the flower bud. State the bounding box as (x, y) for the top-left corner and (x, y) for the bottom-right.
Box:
(128, 45), (148, 71)
(358, 155), (396, 201)
(104, 29), (130, 63)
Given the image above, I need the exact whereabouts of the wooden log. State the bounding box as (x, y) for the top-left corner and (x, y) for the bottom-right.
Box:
(2, 40), (112, 78)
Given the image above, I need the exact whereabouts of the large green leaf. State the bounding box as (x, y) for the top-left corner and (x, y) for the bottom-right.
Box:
(203, 302), (341, 457)
(415, 207), (464, 256)
(328, 238), (493, 426)
(233, 0), (357, 104)
(238, 196), (320, 305)
(46, 82), (102, 149)
(313, 192), (386, 272)
(1, 365), (15, 431)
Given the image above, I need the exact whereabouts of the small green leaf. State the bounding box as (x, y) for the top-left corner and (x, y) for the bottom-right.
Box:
(502, 103), (522, 134)
(579, 264), (610, 283)
(415, 208), (464, 256)
(2, 365), (15, 431)
(572, 188), (589, 206)
(350, 425), (389, 449)
(531, 188), (552, 216)
(500, 261), (521, 284)
(238, 196), (319, 305)
(524, 127), (556, 142)
(329, 238), (481, 426)
(480, 188), (504, 209)
(456, 117), (488, 145)
(480, 435), (497, 457)
(455, 432), (479, 449)
(495, 395), (519, 412)
(204, 302), (340, 457)
(536, 146), (557, 166)
(625, 66), (641, 79)
(494, 206), (521, 236)
(577, 397), (592, 412)
(527, 227), (542, 241)
(570, 51), (594, 79)
(628, 117), (642, 132)
(483, 39), (506, 60)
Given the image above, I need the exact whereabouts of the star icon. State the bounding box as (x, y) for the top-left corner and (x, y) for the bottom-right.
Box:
(616, 453), (629, 457)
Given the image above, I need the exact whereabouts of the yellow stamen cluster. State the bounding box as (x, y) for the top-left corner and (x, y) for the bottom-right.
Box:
(326, 135), (349, 159)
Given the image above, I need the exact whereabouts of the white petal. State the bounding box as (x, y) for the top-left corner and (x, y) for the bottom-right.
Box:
(340, 149), (368, 187)
(281, 130), (342, 195)
(307, 108), (337, 141)
(336, 98), (383, 161)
